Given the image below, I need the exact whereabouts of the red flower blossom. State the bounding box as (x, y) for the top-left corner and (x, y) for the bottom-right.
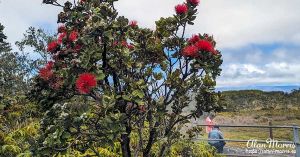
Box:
(58, 25), (66, 33)
(39, 61), (55, 81)
(121, 41), (128, 47)
(74, 44), (82, 52)
(195, 40), (214, 53)
(127, 44), (134, 50)
(46, 61), (54, 70)
(182, 45), (199, 57)
(129, 20), (138, 27)
(58, 32), (66, 44)
(175, 4), (188, 15)
(76, 73), (97, 94)
(188, 34), (200, 44)
(39, 67), (53, 81)
(187, 0), (200, 6)
(139, 105), (146, 113)
(47, 41), (58, 52)
(112, 41), (118, 47)
(69, 31), (78, 42)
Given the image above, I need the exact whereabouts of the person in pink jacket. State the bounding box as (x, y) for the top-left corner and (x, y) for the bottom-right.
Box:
(205, 113), (215, 133)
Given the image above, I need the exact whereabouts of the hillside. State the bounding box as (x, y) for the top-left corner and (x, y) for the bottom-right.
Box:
(221, 89), (300, 111)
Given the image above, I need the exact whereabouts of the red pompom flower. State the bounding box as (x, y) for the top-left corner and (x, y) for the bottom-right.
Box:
(39, 61), (55, 81)
(39, 68), (53, 81)
(76, 73), (97, 94)
(175, 4), (188, 15)
(195, 40), (215, 53)
(187, 0), (200, 6)
(129, 20), (138, 27)
(47, 41), (59, 52)
(182, 45), (199, 57)
(69, 31), (78, 42)
(188, 34), (200, 44)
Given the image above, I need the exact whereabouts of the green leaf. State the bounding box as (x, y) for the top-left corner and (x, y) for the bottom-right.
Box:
(154, 73), (163, 80)
(187, 21), (194, 25)
(62, 132), (71, 139)
(122, 95), (131, 101)
(97, 70), (106, 80)
(132, 90), (144, 98)
(135, 99), (145, 106)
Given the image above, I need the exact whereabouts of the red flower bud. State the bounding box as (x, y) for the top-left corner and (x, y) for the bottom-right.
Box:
(112, 41), (118, 47)
(74, 44), (82, 52)
(175, 4), (188, 15)
(129, 20), (138, 27)
(187, 0), (200, 6)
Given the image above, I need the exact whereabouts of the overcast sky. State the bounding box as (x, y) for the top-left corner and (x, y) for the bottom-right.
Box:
(0, 0), (300, 88)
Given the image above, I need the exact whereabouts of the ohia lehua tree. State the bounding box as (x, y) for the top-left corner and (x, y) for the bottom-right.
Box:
(29, 0), (223, 156)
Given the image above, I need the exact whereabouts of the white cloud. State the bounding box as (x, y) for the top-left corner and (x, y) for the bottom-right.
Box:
(218, 62), (300, 87)
(218, 45), (300, 87)
(193, 0), (300, 48)
(116, 0), (300, 49)
(1, 0), (300, 49)
(0, 0), (66, 46)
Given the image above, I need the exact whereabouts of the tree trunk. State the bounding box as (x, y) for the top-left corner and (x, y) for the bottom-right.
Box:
(143, 128), (156, 157)
(121, 133), (131, 157)
(158, 143), (168, 157)
(121, 124), (131, 157)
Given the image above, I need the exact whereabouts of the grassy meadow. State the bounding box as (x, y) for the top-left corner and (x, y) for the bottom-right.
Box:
(206, 109), (300, 148)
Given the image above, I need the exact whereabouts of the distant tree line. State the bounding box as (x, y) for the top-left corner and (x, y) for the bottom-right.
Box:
(221, 89), (300, 111)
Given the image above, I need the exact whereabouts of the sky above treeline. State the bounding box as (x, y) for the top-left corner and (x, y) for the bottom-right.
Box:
(0, 0), (300, 89)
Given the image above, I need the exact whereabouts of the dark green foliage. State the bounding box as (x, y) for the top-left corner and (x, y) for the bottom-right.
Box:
(0, 25), (51, 117)
(0, 23), (11, 52)
(0, 23), (31, 97)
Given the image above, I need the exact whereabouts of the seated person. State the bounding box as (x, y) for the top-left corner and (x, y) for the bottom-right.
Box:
(208, 126), (226, 153)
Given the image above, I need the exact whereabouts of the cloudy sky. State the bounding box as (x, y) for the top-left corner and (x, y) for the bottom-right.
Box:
(0, 0), (300, 88)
